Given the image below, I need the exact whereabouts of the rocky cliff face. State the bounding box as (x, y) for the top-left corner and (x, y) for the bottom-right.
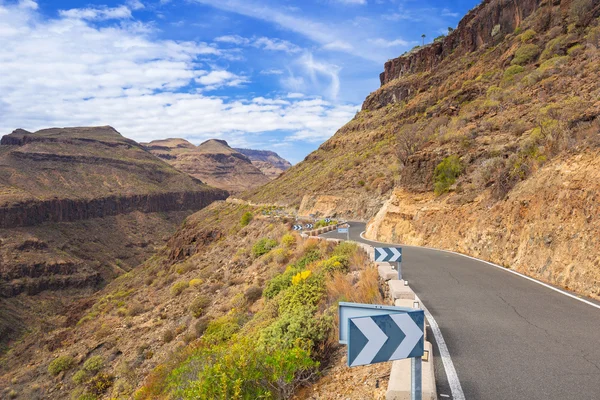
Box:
(380, 0), (543, 87)
(234, 148), (292, 179)
(144, 138), (272, 193)
(0, 191), (225, 229)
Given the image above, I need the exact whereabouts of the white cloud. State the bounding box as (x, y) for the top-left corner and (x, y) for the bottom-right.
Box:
(214, 34), (250, 45)
(333, 0), (366, 4)
(260, 69), (284, 75)
(369, 38), (410, 47)
(18, 0), (38, 10)
(0, 2), (357, 148)
(441, 8), (459, 18)
(195, 70), (248, 89)
(127, 0), (145, 10)
(322, 40), (353, 51)
(253, 37), (300, 53)
(216, 35), (301, 53)
(59, 5), (132, 21)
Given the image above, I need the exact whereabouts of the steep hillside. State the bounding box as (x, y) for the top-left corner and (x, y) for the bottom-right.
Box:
(0, 127), (227, 349)
(234, 148), (292, 179)
(144, 138), (272, 193)
(0, 202), (382, 399)
(247, 0), (600, 297)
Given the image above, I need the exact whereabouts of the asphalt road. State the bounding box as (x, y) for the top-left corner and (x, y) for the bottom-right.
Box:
(321, 222), (600, 400)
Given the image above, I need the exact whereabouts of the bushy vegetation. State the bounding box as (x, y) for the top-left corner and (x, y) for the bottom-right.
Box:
(240, 211), (253, 227)
(48, 355), (74, 376)
(170, 280), (189, 296)
(511, 44), (540, 65)
(434, 155), (463, 195)
(137, 233), (380, 399)
(252, 238), (278, 257)
(83, 356), (104, 373)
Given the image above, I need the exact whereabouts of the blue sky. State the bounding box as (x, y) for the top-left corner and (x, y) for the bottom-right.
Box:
(0, 0), (480, 163)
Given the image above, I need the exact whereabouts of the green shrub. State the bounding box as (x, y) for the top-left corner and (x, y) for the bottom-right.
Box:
(295, 248), (321, 270)
(541, 35), (568, 60)
(72, 369), (88, 384)
(277, 274), (325, 315)
(252, 238), (278, 258)
(170, 281), (189, 296)
(263, 267), (298, 299)
(281, 233), (296, 248)
(83, 356), (104, 373)
(320, 255), (350, 274)
(332, 242), (357, 258)
(87, 372), (114, 396)
(538, 56), (569, 73)
(519, 29), (536, 42)
(272, 247), (291, 264)
(433, 155), (463, 196)
(511, 44), (540, 65)
(167, 339), (318, 399)
(503, 65), (525, 80)
(567, 44), (584, 56)
(259, 307), (333, 351)
(189, 295), (210, 318)
(240, 212), (253, 227)
(203, 313), (243, 345)
(48, 355), (74, 376)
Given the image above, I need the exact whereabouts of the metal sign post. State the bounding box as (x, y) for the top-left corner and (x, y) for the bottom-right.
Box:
(412, 356), (422, 400)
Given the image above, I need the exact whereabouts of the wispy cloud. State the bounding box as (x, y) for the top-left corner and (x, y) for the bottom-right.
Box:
(369, 38), (410, 47)
(193, 0), (379, 61)
(215, 35), (301, 53)
(59, 5), (133, 20)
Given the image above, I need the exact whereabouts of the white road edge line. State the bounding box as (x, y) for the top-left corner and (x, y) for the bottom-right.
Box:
(415, 293), (466, 400)
(359, 230), (600, 311)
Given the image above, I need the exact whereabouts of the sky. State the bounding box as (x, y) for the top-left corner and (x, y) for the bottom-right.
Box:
(0, 0), (480, 163)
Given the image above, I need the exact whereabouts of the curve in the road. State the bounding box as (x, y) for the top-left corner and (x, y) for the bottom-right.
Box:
(320, 222), (600, 400)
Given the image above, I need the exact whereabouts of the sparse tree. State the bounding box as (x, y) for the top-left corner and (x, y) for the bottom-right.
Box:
(448, 27), (454, 34)
(421, 34), (426, 46)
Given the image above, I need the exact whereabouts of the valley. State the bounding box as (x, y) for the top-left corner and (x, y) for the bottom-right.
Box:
(1, 0), (600, 399)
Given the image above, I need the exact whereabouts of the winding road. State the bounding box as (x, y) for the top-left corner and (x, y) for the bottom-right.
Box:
(320, 222), (600, 400)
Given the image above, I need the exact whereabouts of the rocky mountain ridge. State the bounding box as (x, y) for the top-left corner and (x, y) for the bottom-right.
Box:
(234, 148), (292, 178)
(143, 138), (289, 193)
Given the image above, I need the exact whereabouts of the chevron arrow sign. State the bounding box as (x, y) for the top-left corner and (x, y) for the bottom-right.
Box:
(374, 247), (402, 263)
(348, 311), (424, 367)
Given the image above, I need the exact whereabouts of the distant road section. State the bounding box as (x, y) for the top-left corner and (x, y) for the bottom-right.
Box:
(321, 222), (600, 400)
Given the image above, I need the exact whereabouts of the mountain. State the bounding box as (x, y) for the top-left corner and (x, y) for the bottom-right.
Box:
(143, 138), (272, 193)
(246, 0), (600, 299)
(233, 148), (292, 179)
(0, 126), (227, 348)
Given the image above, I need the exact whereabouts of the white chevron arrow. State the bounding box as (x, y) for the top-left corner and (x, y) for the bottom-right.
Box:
(350, 317), (388, 367)
(389, 248), (401, 262)
(390, 313), (423, 359)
